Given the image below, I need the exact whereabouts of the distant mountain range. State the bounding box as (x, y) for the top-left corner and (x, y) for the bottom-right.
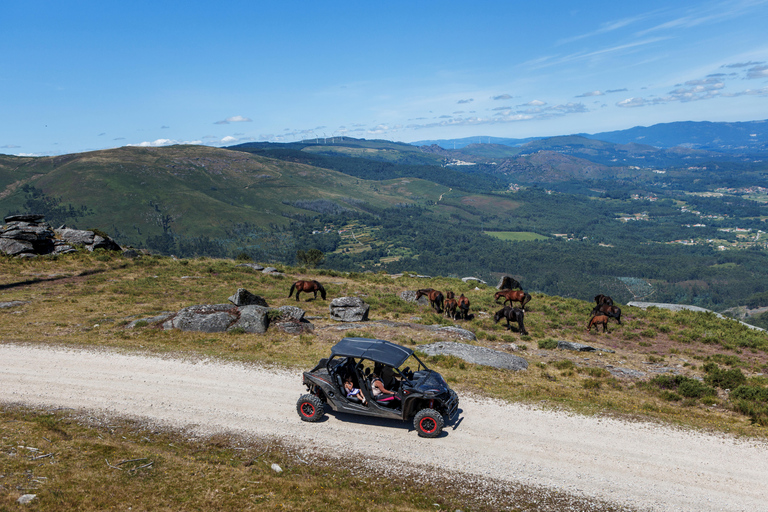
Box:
(413, 119), (768, 154)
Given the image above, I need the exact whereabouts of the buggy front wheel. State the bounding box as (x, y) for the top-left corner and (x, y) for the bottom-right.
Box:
(297, 394), (325, 422)
(414, 408), (444, 438)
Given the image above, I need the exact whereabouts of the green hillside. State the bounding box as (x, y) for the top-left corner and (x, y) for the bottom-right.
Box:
(0, 145), (450, 246)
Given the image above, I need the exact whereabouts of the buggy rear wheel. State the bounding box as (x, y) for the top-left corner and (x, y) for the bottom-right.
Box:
(414, 408), (444, 438)
(297, 394), (325, 422)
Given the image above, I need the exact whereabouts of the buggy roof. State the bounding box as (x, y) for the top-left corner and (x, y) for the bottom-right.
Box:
(331, 337), (413, 368)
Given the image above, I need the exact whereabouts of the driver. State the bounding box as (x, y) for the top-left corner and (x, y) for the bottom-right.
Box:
(370, 371), (400, 404)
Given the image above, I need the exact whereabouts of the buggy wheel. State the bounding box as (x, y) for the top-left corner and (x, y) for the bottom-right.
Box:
(414, 408), (444, 438)
(296, 394), (325, 422)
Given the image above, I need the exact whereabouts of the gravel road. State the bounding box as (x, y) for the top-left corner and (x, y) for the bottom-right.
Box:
(2, 344), (767, 511)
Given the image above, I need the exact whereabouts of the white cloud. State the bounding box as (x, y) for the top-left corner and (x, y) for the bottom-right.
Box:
(129, 138), (202, 147)
(522, 100), (547, 107)
(214, 115), (253, 125)
(220, 136), (238, 143)
(747, 65), (768, 79)
(492, 94), (513, 100)
(576, 91), (604, 98)
(1, 144), (21, 148)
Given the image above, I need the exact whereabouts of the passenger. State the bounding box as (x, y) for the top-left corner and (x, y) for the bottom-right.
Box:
(344, 378), (367, 405)
(371, 371), (400, 405)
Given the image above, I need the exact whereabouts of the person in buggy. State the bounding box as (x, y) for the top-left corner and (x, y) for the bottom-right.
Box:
(344, 378), (368, 405)
(370, 363), (400, 407)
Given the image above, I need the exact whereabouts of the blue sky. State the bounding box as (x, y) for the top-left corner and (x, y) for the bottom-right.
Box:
(2, 0), (767, 156)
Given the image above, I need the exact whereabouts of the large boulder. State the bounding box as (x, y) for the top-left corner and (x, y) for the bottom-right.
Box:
(55, 228), (121, 252)
(330, 297), (370, 322)
(496, 275), (521, 290)
(161, 304), (270, 333)
(419, 341), (528, 371)
(228, 288), (269, 307)
(399, 290), (429, 305)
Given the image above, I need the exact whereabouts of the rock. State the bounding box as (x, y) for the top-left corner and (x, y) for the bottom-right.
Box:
(277, 305), (306, 321)
(271, 463), (282, 473)
(399, 290), (429, 305)
(122, 248), (141, 258)
(557, 340), (615, 353)
(496, 275), (521, 290)
(606, 366), (646, 379)
(229, 305), (271, 333)
(461, 276), (486, 284)
(91, 234), (122, 251)
(5, 214), (45, 223)
(261, 267), (278, 273)
(17, 494), (37, 504)
(161, 304), (240, 333)
(330, 296), (370, 322)
(0, 301), (28, 309)
(228, 288), (269, 307)
(274, 320), (314, 335)
(126, 312), (174, 329)
(431, 325), (477, 341)
(236, 262), (265, 271)
(419, 341), (528, 371)
(0, 238), (35, 256)
(55, 227), (95, 245)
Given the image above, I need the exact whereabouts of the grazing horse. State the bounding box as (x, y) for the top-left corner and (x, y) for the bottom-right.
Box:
(457, 294), (470, 320)
(416, 288), (444, 314)
(587, 314), (609, 333)
(591, 304), (621, 324)
(594, 294), (614, 306)
(494, 289), (532, 310)
(494, 306), (528, 335)
(444, 298), (458, 320)
(288, 280), (327, 301)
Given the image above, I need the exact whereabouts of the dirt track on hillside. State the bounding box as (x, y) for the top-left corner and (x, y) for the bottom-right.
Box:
(2, 344), (767, 512)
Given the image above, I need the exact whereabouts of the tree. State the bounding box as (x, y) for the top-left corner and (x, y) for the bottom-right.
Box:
(297, 248), (324, 268)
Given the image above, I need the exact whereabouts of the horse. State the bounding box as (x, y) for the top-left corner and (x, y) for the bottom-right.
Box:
(594, 294), (614, 306)
(444, 298), (458, 320)
(494, 289), (531, 310)
(288, 280), (327, 301)
(445, 290), (455, 300)
(494, 306), (528, 335)
(587, 314), (609, 333)
(457, 293), (470, 320)
(591, 304), (621, 324)
(416, 288), (444, 314)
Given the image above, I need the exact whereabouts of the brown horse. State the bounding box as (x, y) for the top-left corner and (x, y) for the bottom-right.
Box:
(444, 298), (458, 320)
(587, 314), (609, 332)
(494, 306), (528, 335)
(457, 293), (470, 320)
(591, 304), (621, 324)
(445, 290), (455, 300)
(594, 294), (614, 306)
(288, 280), (327, 301)
(416, 288), (444, 313)
(494, 290), (531, 310)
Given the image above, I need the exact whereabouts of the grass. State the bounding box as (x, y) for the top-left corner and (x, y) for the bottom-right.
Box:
(484, 231), (550, 241)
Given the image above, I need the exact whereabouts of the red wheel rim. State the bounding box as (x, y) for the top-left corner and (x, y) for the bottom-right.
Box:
(301, 402), (315, 417)
(419, 416), (436, 434)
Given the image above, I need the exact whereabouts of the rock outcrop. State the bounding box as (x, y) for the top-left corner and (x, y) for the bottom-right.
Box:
(329, 296), (370, 322)
(0, 214), (122, 257)
(496, 275), (521, 290)
(398, 290), (429, 305)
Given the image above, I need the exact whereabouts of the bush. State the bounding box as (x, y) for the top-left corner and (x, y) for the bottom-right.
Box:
(538, 338), (558, 350)
(703, 363), (747, 390)
(551, 359), (575, 370)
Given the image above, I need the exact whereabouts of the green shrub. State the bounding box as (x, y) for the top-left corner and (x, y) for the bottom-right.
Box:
(677, 379), (716, 399)
(538, 338), (558, 350)
(551, 359), (575, 370)
(703, 363), (747, 389)
(731, 385), (768, 402)
(582, 379), (601, 390)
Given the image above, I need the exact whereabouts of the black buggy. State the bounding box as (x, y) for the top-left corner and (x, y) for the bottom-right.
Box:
(296, 337), (459, 438)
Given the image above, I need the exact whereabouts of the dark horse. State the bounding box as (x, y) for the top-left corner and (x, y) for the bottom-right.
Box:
(594, 294), (614, 306)
(288, 280), (327, 301)
(494, 290), (532, 310)
(591, 303), (621, 324)
(444, 298), (458, 320)
(587, 314), (609, 333)
(494, 306), (528, 335)
(457, 293), (470, 320)
(416, 288), (444, 314)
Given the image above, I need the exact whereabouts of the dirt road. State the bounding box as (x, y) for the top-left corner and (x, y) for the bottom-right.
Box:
(2, 344), (767, 511)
